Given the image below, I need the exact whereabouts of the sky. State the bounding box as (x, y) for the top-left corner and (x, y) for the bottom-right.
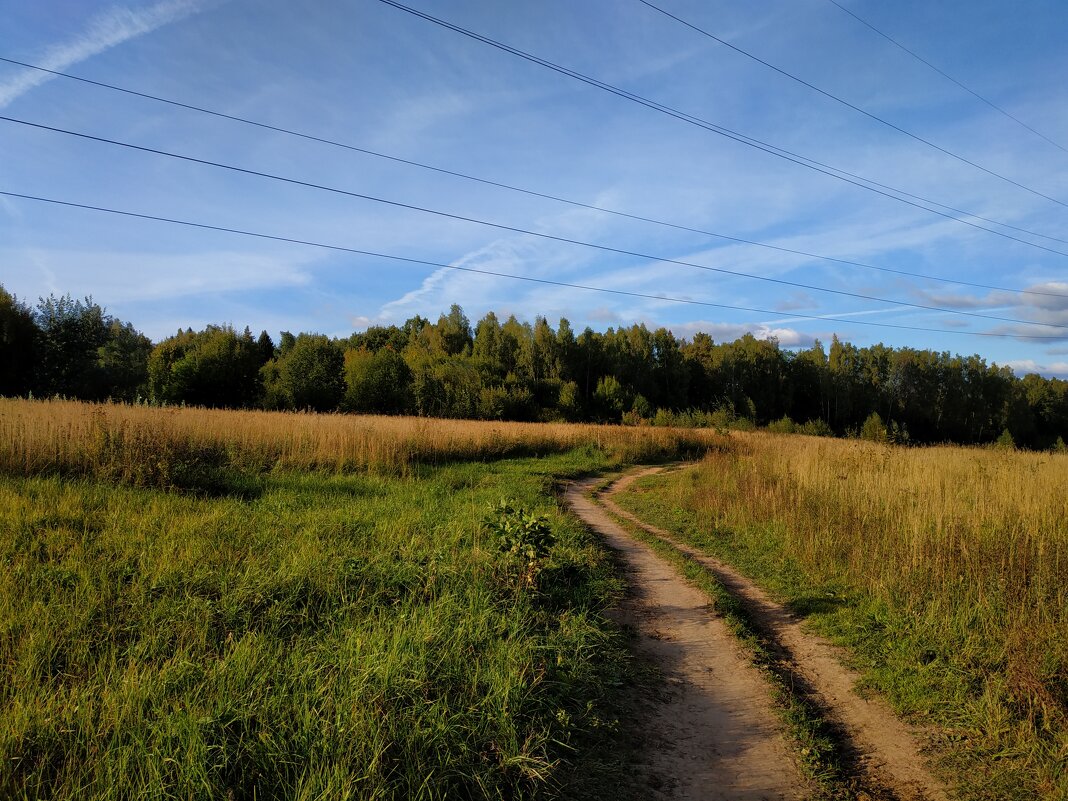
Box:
(2, 0), (1067, 376)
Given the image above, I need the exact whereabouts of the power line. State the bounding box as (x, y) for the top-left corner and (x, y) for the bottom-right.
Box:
(4, 187), (1065, 341)
(824, 0), (1067, 155)
(3, 113), (1067, 333)
(0, 60), (1062, 254)
(373, 0), (1068, 253)
(1, 56), (1067, 298)
(636, 0), (1067, 206)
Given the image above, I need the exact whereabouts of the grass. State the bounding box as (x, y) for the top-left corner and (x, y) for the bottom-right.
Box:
(611, 432), (1068, 800)
(0, 398), (735, 799)
(0, 398), (721, 481)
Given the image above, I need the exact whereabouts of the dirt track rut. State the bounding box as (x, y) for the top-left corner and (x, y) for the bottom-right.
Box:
(575, 467), (948, 801)
(566, 476), (809, 800)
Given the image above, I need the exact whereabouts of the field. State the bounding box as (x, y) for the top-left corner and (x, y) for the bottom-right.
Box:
(611, 432), (1068, 799)
(5, 399), (1067, 799)
(0, 399), (727, 800)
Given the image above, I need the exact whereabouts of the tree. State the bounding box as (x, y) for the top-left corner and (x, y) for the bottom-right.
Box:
(651, 327), (687, 410)
(437, 304), (472, 356)
(472, 312), (503, 371)
(555, 318), (579, 384)
(256, 330), (275, 364)
(594, 374), (628, 422)
(860, 411), (889, 443)
(264, 334), (344, 411)
(149, 326), (263, 408)
(34, 294), (110, 398)
(531, 316), (558, 384)
(0, 285), (37, 396)
(348, 325), (408, 354)
(343, 347), (413, 414)
(790, 340), (829, 425)
(406, 350), (481, 418)
(93, 319), (152, 401)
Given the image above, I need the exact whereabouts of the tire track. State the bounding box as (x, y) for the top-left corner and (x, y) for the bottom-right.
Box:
(595, 467), (948, 801)
(566, 476), (810, 800)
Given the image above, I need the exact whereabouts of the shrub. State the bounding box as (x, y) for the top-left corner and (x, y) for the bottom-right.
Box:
(995, 428), (1016, 450)
(767, 416), (797, 434)
(482, 501), (556, 594)
(800, 419), (833, 437)
(630, 394), (652, 420)
(860, 412), (889, 443)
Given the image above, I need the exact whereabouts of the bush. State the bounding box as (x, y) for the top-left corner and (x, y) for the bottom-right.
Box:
(482, 501), (556, 594)
(800, 419), (833, 437)
(860, 412), (889, 443)
(630, 394), (652, 419)
(995, 428), (1016, 450)
(766, 416), (797, 434)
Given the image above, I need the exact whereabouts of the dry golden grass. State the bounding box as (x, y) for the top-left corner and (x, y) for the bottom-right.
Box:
(621, 431), (1068, 798)
(0, 398), (725, 481)
(719, 432), (1068, 632)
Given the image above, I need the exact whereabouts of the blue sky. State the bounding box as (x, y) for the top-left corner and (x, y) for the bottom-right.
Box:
(2, 0), (1067, 376)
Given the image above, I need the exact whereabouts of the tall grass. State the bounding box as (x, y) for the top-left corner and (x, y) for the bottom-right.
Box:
(0, 398), (724, 483)
(613, 432), (1068, 799)
(0, 398), (731, 799)
(0, 453), (639, 800)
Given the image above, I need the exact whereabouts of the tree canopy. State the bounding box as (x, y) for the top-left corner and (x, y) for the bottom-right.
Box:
(2, 285), (1066, 450)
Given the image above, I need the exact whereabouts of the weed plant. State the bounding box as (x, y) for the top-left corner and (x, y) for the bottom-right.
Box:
(612, 432), (1068, 800)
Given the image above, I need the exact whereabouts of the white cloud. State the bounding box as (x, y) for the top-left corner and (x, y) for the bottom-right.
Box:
(0, 0), (207, 108)
(668, 319), (814, 348)
(1005, 359), (1068, 378)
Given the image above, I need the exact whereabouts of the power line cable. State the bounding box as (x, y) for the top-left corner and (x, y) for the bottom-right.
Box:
(636, 0), (1067, 206)
(3, 114), (1066, 332)
(373, 0), (1068, 249)
(824, 0), (1067, 155)
(4, 187), (1065, 341)
(1, 55), (1066, 298)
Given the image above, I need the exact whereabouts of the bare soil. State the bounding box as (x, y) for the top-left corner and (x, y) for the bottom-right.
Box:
(584, 467), (948, 801)
(566, 476), (810, 800)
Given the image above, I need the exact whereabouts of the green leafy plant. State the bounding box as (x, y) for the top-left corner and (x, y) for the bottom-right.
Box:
(482, 500), (556, 593)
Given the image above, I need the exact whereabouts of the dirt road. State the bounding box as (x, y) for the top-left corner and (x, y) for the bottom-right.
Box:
(567, 468), (948, 801)
(566, 476), (809, 800)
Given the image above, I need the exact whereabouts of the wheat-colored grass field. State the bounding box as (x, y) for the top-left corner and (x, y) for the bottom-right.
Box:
(0, 397), (723, 480)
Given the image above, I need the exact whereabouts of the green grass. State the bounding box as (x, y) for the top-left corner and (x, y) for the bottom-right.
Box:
(0, 449), (644, 800)
(611, 464), (1068, 801)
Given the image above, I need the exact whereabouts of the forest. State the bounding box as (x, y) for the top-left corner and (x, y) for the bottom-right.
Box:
(2, 284), (1066, 449)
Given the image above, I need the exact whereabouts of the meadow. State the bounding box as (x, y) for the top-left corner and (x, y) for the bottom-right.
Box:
(0, 398), (727, 800)
(0, 398), (718, 481)
(612, 432), (1068, 800)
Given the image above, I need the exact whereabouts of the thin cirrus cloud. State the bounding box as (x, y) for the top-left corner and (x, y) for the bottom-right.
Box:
(0, 0), (208, 109)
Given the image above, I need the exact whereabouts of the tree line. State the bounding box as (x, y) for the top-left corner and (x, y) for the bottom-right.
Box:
(2, 285), (1066, 449)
